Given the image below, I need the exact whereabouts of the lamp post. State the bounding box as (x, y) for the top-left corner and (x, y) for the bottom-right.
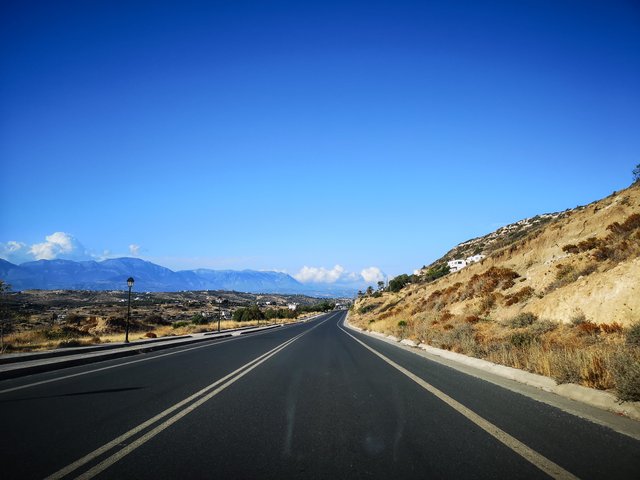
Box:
(216, 298), (223, 333)
(125, 277), (134, 343)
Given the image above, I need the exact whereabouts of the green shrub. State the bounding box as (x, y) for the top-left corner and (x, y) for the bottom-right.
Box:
(397, 320), (407, 327)
(172, 321), (189, 329)
(358, 303), (379, 315)
(233, 305), (265, 322)
(191, 314), (208, 325)
(389, 274), (412, 292)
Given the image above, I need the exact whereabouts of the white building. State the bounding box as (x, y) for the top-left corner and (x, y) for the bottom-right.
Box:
(287, 303), (298, 311)
(447, 259), (467, 272)
(465, 254), (486, 264)
(448, 254), (486, 273)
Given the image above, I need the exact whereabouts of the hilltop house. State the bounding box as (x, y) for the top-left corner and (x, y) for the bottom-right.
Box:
(447, 254), (486, 273)
(447, 259), (467, 272)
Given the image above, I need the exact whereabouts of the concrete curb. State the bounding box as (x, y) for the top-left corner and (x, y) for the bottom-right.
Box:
(344, 318), (640, 422)
(0, 324), (282, 380)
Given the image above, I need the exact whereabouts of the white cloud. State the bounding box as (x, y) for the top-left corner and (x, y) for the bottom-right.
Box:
(129, 244), (141, 256)
(361, 266), (385, 283)
(0, 241), (30, 264)
(29, 232), (90, 260)
(294, 265), (346, 284)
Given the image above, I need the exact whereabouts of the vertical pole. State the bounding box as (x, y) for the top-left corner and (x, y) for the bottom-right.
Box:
(126, 285), (132, 343)
(218, 300), (221, 333)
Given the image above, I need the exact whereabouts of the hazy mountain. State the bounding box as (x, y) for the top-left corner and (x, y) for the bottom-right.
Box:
(0, 257), (356, 296)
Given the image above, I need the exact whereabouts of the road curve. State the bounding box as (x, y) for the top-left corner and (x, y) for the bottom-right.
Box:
(1, 311), (638, 479)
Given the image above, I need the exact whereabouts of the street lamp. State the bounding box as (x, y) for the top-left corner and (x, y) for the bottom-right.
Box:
(216, 298), (223, 333)
(125, 277), (134, 343)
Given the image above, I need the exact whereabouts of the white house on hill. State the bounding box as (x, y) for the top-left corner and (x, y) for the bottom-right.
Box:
(447, 259), (467, 272)
(448, 254), (486, 273)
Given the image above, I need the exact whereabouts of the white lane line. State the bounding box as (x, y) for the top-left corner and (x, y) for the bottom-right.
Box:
(338, 321), (579, 480)
(46, 315), (329, 480)
(0, 315), (325, 395)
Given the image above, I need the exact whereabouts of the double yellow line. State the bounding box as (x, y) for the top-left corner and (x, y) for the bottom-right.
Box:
(47, 315), (331, 480)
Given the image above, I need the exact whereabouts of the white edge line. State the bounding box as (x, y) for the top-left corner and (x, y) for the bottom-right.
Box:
(337, 318), (579, 480)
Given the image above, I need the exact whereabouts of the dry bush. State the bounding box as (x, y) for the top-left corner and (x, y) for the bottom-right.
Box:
(576, 321), (601, 336)
(611, 350), (640, 401)
(459, 267), (520, 301)
(504, 286), (535, 306)
(600, 322), (623, 334)
(507, 312), (538, 328)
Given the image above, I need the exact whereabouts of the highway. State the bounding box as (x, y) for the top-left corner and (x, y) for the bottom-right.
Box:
(1, 310), (639, 479)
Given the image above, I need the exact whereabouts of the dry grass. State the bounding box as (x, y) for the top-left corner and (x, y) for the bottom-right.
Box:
(350, 306), (639, 399)
(0, 316), (304, 353)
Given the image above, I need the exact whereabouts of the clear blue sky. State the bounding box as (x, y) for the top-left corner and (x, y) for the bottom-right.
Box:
(1, 0), (639, 285)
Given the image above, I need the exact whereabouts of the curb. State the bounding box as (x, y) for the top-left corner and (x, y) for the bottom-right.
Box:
(0, 335), (193, 365)
(0, 324), (283, 381)
(344, 318), (640, 422)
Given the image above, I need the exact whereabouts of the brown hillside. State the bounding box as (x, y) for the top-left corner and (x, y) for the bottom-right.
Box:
(351, 183), (640, 397)
(359, 183), (640, 327)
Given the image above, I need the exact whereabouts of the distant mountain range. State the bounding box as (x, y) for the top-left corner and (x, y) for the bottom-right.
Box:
(0, 258), (355, 297)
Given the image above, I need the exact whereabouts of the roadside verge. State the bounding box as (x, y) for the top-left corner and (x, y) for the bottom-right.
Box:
(0, 317), (322, 380)
(344, 315), (640, 422)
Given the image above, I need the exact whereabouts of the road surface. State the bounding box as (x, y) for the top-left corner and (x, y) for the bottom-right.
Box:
(1, 311), (639, 479)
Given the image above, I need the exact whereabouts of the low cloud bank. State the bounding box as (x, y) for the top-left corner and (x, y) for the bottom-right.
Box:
(294, 264), (385, 286)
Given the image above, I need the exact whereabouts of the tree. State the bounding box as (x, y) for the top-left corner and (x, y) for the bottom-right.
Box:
(634, 163), (640, 184)
(388, 274), (411, 292)
(232, 305), (265, 322)
(366, 286), (374, 296)
(377, 280), (385, 291)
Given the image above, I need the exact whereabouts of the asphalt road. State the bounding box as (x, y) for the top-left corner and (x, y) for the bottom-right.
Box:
(1, 311), (639, 479)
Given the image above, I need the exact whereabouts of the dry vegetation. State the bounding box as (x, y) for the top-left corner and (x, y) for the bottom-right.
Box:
(352, 183), (640, 401)
(0, 290), (338, 353)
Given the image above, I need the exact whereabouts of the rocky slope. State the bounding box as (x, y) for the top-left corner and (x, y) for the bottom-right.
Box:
(358, 183), (640, 327)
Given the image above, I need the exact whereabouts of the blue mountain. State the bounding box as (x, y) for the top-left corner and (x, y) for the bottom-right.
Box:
(0, 257), (317, 294)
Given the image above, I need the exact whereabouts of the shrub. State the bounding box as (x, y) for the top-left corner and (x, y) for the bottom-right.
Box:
(397, 320), (407, 327)
(576, 321), (600, 335)
(504, 286), (535, 306)
(626, 323), (640, 348)
(600, 322), (623, 334)
(389, 274), (412, 292)
(529, 319), (558, 335)
(65, 313), (85, 325)
(576, 237), (600, 251)
(233, 305), (265, 322)
(562, 244), (579, 254)
(145, 332), (157, 338)
(191, 314), (208, 325)
(172, 321), (189, 329)
(510, 332), (535, 348)
(57, 339), (84, 348)
(570, 311), (587, 325)
(611, 351), (640, 402)
(552, 351), (582, 384)
(508, 312), (538, 328)
(465, 315), (480, 324)
(357, 303), (379, 315)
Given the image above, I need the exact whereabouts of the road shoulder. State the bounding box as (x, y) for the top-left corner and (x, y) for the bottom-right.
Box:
(344, 314), (640, 441)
